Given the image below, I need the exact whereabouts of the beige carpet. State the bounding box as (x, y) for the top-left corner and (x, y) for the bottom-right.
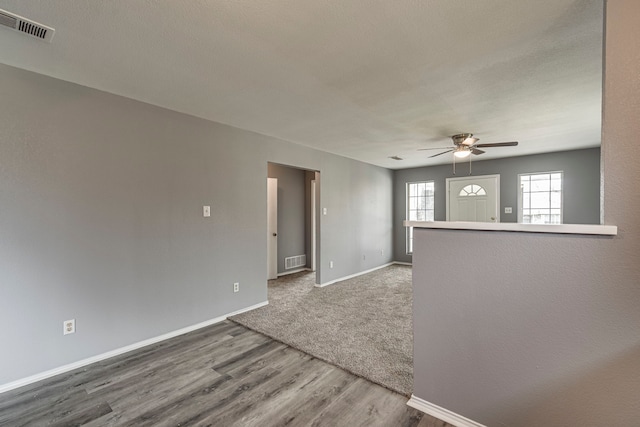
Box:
(229, 264), (413, 396)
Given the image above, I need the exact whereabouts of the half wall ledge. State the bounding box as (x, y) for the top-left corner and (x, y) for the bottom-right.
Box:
(403, 221), (617, 236)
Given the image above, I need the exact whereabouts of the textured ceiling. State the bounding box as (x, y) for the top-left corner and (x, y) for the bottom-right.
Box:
(0, 0), (603, 169)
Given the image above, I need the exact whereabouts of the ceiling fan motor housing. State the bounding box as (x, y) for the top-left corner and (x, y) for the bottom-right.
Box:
(452, 133), (478, 145)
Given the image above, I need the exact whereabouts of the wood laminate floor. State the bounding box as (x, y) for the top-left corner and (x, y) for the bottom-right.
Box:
(0, 321), (448, 427)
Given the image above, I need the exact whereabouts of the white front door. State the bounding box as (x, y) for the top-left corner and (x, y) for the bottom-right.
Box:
(446, 175), (500, 222)
(267, 178), (278, 279)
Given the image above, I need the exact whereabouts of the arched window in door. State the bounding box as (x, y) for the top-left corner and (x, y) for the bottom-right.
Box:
(458, 184), (487, 197)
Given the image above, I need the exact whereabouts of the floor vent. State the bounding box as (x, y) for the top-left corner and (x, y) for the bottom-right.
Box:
(0, 9), (55, 43)
(285, 254), (306, 270)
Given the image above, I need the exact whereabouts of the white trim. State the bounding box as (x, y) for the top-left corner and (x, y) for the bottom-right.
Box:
(393, 261), (413, 266)
(404, 220), (617, 236)
(267, 177), (278, 280)
(407, 395), (486, 427)
(316, 262), (394, 287)
(277, 267), (311, 277)
(311, 179), (317, 272)
(0, 300), (268, 395)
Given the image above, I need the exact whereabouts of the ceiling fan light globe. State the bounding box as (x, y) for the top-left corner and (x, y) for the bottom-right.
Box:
(454, 150), (471, 158)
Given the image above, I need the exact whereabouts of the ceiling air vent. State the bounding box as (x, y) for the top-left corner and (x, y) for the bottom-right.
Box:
(0, 9), (55, 43)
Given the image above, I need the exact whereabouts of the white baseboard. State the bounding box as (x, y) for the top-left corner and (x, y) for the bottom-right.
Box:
(407, 395), (486, 427)
(393, 261), (412, 266)
(0, 300), (268, 395)
(316, 262), (394, 287)
(277, 267), (311, 277)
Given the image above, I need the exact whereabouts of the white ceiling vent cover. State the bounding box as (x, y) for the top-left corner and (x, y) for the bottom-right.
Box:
(0, 9), (55, 43)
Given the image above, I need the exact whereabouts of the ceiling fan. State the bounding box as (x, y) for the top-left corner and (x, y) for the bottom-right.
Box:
(419, 133), (518, 174)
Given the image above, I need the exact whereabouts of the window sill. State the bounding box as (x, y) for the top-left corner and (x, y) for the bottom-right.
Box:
(403, 221), (617, 236)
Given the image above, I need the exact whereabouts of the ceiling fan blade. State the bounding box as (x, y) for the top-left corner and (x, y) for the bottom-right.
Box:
(471, 148), (485, 155)
(428, 149), (454, 158)
(475, 141), (518, 148)
(418, 146), (452, 151)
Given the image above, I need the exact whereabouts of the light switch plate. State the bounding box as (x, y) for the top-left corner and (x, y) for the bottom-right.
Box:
(203, 206), (211, 217)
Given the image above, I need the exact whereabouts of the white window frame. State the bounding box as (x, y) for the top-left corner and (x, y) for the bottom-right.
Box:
(406, 181), (435, 254)
(518, 171), (563, 224)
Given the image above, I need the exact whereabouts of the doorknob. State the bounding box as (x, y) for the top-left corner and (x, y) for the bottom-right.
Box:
(273, 233), (277, 237)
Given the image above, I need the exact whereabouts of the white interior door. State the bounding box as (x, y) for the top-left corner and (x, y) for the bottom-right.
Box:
(267, 177), (278, 279)
(446, 175), (500, 222)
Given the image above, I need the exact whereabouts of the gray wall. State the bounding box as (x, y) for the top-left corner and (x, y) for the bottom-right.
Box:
(267, 163), (307, 274)
(394, 148), (600, 263)
(0, 64), (394, 386)
(411, 1), (640, 426)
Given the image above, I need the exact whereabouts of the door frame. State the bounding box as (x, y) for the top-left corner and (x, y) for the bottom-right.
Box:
(445, 174), (500, 222)
(266, 165), (321, 283)
(267, 177), (278, 280)
(310, 179), (317, 272)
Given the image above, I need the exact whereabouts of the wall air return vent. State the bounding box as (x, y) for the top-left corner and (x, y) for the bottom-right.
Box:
(0, 9), (55, 43)
(285, 254), (307, 270)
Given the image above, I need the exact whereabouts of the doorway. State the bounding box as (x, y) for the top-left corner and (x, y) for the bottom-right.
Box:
(266, 163), (319, 282)
(446, 174), (500, 222)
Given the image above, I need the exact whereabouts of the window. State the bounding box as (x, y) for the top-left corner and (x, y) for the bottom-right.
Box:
(518, 172), (562, 224)
(458, 184), (487, 197)
(406, 181), (435, 253)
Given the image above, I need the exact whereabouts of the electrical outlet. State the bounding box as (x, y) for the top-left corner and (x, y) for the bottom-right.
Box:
(330, 261), (334, 269)
(233, 282), (239, 293)
(504, 207), (513, 214)
(63, 319), (75, 335)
